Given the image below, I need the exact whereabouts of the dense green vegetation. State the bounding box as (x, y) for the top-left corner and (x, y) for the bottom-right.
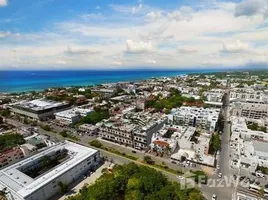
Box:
(145, 89), (203, 113)
(144, 156), (154, 164)
(46, 88), (93, 104)
(200, 70), (268, 80)
(67, 163), (204, 200)
(216, 113), (224, 132)
(247, 122), (267, 133)
(40, 124), (53, 131)
(89, 140), (103, 148)
(257, 166), (268, 175)
(0, 134), (25, 152)
(0, 109), (10, 117)
(76, 109), (110, 126)
(191, 171), (208, 184)
(58, 181), (68, 194)
(0, 98), (11, 105)
(208, 133), (221, 155)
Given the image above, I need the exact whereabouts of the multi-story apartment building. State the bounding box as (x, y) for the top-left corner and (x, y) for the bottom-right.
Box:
(173, 106), (220, 132)
(99, 112), (168, 150)
(230, 88), (268, 103)
(203, 89), (225, 102)
(231, 102), (268, 120)
(99, 122), (135, 147)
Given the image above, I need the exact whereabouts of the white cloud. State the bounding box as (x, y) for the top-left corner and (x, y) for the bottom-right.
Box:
(0, 31), (20, 38)
(56, 60), (66, 65)
(125, 40), (153, 54)
(146, 11), (162, 21)
(234, 0), (268, 17)
(222, 40), (249, 53)
(0, 0), (7, 7)
(167, 6), (193, 21)
(64, 46), (100, 55)
(146, 59), (156, 64)
(0, 31), (10, 38)
(132, 4), (143, 14)
(177, 48), (198, 54)
(1, 1), (268, 69)
(111, 61), (123, 66)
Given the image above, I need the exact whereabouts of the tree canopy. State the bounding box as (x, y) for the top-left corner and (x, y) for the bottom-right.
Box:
(0, 134), (25, 152)
(66, 163), (204, 200)
(76, 110), (110, 126)
(145, 89), (203, 112)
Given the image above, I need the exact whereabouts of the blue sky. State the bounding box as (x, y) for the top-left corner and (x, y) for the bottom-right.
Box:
(0, 0), (268, 69)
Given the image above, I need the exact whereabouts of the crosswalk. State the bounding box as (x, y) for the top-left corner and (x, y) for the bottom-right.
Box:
(234, 188), (263, 200)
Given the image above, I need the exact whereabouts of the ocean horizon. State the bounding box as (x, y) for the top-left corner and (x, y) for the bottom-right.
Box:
(1, 69), (223, 93)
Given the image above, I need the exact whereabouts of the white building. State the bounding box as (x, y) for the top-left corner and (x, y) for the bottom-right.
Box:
(54, 108), (92, 124)
(203, 89), (225, 102)
(172, 106), (220, 132)
(230, 116), (268, 172)
(99, 112), (168, 150)
(231, 102), (268, 120)
(0, 141), (100, 200)
(9, 99), (70, 121)
(230, 88), (268, 103)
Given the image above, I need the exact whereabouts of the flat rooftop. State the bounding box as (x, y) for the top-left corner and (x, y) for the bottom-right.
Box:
(13, 99), (68, 111)
(55, 108), (92, 118)
(0, 141), (98, 199)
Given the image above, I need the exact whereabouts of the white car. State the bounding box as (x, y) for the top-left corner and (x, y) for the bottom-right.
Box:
(218, 173), (222, 178)
(216, 164), (220, 170)
(212, 194), (217, 200)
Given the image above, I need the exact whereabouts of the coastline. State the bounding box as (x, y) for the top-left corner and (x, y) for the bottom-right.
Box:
(1, 69), (221, 93)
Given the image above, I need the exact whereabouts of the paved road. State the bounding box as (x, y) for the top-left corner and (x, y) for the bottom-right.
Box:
(201, 89), (234, 200)
(98, 138), (201, 173)
(6, 118), (180, 182)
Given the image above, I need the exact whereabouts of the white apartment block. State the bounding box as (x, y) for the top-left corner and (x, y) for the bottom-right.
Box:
(54, 108), (92, 124)
(230, 117), (268, 172)
(203, 89), (225, 103)
(172, 106), (220, 132)
(0, 141), (100, 200)
(230, 88), (268, 103)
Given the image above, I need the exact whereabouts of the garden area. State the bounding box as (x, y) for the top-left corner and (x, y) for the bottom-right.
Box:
(0, 134), (25, 153)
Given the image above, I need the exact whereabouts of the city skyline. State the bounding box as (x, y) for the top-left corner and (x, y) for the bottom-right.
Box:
(0, 0), (268, 69)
